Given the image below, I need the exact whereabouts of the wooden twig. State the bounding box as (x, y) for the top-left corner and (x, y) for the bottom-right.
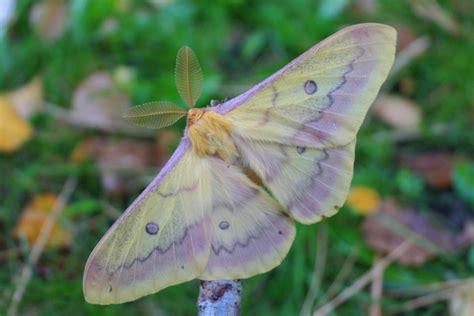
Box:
(313, 240), (412, 316)
(402, 280), (474, 312)
(197, 280), (242, 316)
(369, 255), (384, 316)
(7, 177), (77, 316)
(387, 278), (474, 297)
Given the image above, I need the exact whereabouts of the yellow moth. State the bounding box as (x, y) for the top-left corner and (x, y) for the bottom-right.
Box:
(83, 23), (396, 304)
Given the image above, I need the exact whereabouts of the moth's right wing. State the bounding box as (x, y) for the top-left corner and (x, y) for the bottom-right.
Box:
(84, 140), (213, 304)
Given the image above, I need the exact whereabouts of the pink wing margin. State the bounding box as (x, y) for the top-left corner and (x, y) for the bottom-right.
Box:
(215, 23), (387, 115)
(90, 137), (189, 238)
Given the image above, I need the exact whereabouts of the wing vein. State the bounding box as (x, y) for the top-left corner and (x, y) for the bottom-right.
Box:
(286, 157), (349, 196)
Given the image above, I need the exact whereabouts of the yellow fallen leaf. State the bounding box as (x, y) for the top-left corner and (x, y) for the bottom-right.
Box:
(14, 193), (71, 248)
(347, 186), (381, 215)
(69, 142), (89, 163)
(69, 138), (103, 164)
(5, 76), (44, 118)
(0, 97), (33, 152)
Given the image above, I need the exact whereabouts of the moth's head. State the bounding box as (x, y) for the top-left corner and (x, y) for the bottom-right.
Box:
(187, 108), (205, 127)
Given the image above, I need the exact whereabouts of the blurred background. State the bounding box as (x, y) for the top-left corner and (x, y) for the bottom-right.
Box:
(1, 0), (473, 315)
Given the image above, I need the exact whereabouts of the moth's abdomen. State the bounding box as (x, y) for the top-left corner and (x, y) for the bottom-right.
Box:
(188, 111), (239, 163)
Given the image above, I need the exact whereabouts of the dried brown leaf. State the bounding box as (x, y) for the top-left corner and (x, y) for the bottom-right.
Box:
(362, 200), (473, 266)
(71, 71), (131, 130)
(392, 24), (418, 51)
(373, 95), (421, 130)
(71, 137), (162, 196)
(353, 0), (377, 14)
(30, 0), (67, 41)
(400, 152), (455, 189)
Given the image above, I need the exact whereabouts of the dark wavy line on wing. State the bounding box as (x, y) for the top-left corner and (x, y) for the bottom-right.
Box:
(107, 221), (199, 274)
(305, 45), (365, 126)
(210, 224), (269, 256)
(286, 148), (330, 210)
(156, 182), (198, 198)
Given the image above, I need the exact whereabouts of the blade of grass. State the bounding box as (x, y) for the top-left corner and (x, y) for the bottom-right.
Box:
(369, 254), (384, 316)
(7, 177), (77, 316)
(300, 226), (328, 316)
(317, 246), (359, 306)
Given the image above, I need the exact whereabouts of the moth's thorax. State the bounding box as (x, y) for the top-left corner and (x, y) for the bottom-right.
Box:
(187, 108), (205, 127)
(187, 110), (239, 163)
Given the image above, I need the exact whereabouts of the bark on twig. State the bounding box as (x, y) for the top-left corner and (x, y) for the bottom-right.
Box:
(403, 280), (474, 311)
(197, 280), (242, 316)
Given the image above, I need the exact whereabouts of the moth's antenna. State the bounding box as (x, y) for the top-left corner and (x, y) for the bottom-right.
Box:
(124, 101), (187, 129)
(175, 46), (203, 108)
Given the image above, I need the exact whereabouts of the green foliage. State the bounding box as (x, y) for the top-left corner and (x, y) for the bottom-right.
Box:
(395, 169), (425, 201)
(1, 0), (473, 315)
(454, 162), (474, 208)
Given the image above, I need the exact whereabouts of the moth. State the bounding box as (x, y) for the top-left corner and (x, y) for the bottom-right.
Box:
(84, 23), (396, 304)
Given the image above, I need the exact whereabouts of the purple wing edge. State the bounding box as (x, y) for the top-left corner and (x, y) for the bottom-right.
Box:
(86, 136), (190, 246)
(215, 23), (392, 114)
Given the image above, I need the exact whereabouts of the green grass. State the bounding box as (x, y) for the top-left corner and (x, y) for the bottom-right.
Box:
(1, 0), (474, 315)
